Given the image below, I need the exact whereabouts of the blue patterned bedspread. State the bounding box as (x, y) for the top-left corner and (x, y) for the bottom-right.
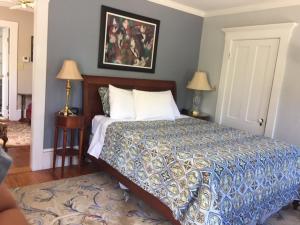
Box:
(99, 118), (300, 225)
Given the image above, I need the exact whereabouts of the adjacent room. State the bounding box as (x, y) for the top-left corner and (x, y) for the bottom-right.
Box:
(0, 1), (32, 175)
(0, 0), (299, 225)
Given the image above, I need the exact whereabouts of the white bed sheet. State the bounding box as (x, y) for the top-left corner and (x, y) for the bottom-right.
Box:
(88, 115), (189, 158)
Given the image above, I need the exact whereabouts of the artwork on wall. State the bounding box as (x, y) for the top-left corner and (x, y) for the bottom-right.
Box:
(98, 6), (160, 73)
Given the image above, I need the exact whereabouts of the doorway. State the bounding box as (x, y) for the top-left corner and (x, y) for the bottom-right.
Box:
(0, 27), (9, 118)
(221, 38), (279, 135)
(0, 20), (18, 121)
(0, 9), (33, 174)
(215, 23), (296, 137)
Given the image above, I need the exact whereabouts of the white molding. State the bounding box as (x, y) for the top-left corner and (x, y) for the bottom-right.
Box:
(40, 148), (79, 170)
(41, 147), (79, 170)
(206, 0), (300, 17)
(222, 23), (298, 33)
(1, 27), (9, 118)
(30, 0), (49, 171)
(147, 0), (205, 17)
(215, 23), (297, 138)
(147, 0), (300, 17)
(0, 20), (19, 121)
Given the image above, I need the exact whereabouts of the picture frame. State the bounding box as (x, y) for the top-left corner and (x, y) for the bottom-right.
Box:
(98, 5), (160, 73)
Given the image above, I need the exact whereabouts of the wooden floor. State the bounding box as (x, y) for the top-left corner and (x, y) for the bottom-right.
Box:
(7, 146), (31, 174)
(4, 162), (99, 189)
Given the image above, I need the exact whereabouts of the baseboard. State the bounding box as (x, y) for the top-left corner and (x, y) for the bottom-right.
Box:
(9, 109), (21, 121)
(34, 147), (79, 171)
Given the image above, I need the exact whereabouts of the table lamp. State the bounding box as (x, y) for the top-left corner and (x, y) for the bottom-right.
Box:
(187, 71), (213, 116)
(56, 60), (83, 116)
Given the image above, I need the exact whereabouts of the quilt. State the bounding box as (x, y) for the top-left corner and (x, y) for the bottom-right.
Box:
(99, 118), (300, 225)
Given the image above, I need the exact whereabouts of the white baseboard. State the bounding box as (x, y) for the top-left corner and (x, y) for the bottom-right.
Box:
(33, 147), (79, 171)
(9, 109), (21, 121)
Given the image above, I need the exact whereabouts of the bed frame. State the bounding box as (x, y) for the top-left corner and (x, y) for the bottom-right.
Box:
(82, 75), (181, 225)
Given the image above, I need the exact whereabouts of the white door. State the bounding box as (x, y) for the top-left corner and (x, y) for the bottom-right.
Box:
(1, 28), (9, 118)
(221, 38), (279, 135)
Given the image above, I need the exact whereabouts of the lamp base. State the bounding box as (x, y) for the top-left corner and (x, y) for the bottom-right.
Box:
(58, 105), (74, 116)
(59, 79), (74, 116)
(192, 91), (202, 114)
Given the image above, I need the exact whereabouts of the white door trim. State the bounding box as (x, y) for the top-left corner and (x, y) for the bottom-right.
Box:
(0, 20), (19, 120)
(1, 28), (9, 118)
(215, 23), (297, 138)
(31, 0), (49, 170)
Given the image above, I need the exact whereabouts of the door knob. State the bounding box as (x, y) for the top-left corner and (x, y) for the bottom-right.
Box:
(258, 118), (264, 126)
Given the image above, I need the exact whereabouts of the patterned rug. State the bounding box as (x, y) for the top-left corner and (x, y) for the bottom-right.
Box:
(0, 121), (31, 147)
(11, 173), (300, 225)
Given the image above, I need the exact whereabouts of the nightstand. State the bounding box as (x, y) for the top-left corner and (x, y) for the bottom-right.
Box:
(181, 109), (210, 121)
(53, 114), (84, 177)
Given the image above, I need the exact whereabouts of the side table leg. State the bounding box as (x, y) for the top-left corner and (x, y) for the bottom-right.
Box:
(70, 130), (74, 166)
(293, 200), (299, 210)
(61, 128), (67, 177)
(78, 128), (84, 169)
(53, 127), (59, 171)
(2, 137), (8, 152)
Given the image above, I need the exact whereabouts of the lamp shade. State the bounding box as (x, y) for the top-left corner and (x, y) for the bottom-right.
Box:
(56, 60), (83, 80)
(187, 71), (212, 91)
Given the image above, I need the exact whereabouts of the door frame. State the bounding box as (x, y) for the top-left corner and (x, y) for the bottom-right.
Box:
(31, 0), (49, 170)
(0, 20), (19, 120)
(1, 27), (9, 118)
(215, 23), (297, 138)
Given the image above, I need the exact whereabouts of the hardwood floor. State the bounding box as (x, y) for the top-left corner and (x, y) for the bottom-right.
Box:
(7, 146), (31, 174)
(4, 162), (99, 189)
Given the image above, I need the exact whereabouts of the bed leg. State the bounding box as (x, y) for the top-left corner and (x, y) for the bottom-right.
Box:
(292, 200), (299, 210)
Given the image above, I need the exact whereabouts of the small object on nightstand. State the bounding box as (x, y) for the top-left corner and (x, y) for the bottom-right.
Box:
(181, 109), (210, 121)
(53, 113), (85, 177)
(192, 111), (199, 117)
(70, 107), (80, 115)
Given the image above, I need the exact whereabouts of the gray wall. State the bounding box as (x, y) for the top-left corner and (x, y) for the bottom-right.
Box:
(44, 0), (203, 148)
(198, 6), (300, 146)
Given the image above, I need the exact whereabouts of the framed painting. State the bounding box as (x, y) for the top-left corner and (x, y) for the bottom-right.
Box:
(98, 6), (160, 73)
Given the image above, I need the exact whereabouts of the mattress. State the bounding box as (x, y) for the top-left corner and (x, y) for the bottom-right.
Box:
(88, 116), (300, 225)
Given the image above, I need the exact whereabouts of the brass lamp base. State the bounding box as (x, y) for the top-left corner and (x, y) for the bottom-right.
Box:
(58, 106), (74, 116)
(59, 79), (74, 116)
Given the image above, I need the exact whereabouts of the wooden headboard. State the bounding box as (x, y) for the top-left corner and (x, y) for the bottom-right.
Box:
(82, 75), (177, 127)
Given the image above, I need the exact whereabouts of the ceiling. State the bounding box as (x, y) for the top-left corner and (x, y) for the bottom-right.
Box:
(0, 1), (33, 13)
(148, 0), (300, 17)
(1, 0), (299, 16)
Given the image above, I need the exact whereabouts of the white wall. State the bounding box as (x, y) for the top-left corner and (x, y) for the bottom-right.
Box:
(198, 6), (300, 146)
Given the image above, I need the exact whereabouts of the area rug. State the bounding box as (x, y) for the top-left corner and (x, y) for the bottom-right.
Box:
(11, 173), (300, 225)
(12, 173), (170, 225)
(0, 121), (31, 147)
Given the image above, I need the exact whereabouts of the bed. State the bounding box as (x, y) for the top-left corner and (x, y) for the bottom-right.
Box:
(82, 75), (300, 225)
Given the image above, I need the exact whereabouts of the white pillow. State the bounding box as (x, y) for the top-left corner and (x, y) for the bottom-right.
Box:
(168, 92), (181, 118)
(133, 90), (177, 121)
(109, 85), (135, 119)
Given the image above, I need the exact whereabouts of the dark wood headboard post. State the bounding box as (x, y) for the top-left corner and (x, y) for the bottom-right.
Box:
(82, 75), (177, 153)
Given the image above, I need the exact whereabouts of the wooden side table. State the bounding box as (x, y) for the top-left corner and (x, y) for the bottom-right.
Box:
(53, 114), (84, 177)
(0, 122), (8, 152)
(181, 109), (210, 121)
